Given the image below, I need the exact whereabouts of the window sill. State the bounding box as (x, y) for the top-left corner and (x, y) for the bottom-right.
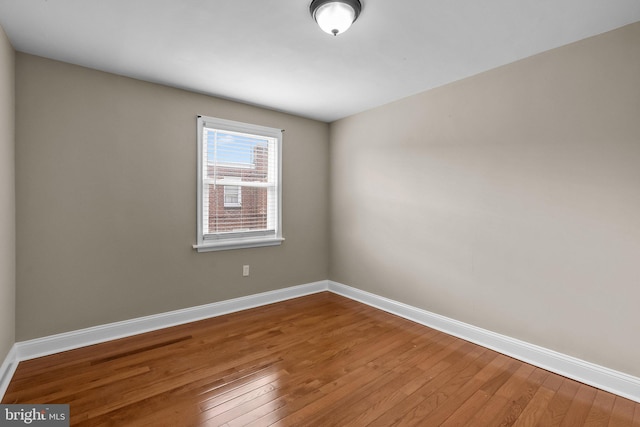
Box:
(193, 237), (284, 252)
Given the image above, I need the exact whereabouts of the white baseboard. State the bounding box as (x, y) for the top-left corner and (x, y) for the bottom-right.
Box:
(16, 280), (329, 362)
(3, 279), (639, 404)
(328, 280), (640, 403)
(0, 344), (18, 399)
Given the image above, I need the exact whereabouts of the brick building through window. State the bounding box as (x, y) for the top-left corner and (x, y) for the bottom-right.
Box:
(207, 144), (269, 233)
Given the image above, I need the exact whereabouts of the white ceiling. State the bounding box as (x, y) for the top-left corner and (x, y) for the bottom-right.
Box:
(0, 1), (639, 122)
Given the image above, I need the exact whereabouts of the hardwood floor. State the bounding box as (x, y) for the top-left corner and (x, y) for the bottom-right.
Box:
(3, 292), (639, 426)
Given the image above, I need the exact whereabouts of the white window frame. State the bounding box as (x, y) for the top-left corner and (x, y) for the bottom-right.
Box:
(193, 115), (284, 252)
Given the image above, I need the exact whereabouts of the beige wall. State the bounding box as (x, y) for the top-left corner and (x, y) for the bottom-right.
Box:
(330, 22), (640, 376)
(0, 24), (15, 361)
(15, 54), (329, 340)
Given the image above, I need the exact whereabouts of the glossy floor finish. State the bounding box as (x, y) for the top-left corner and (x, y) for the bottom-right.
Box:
(3, 292), (640, 426)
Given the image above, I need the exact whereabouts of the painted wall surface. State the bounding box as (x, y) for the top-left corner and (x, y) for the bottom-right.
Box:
(15, 54), (329, 340)
(329, 23), (640, 376)
(0, 24), (15, 361)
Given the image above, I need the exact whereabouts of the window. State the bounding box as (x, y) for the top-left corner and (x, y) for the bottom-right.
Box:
(223, 185), (241, 207)
(223, 177), (242, 208)
(194, 116), (283, 252)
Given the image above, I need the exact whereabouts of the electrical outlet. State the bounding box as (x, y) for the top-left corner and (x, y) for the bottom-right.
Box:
(242, 265), (250, 277)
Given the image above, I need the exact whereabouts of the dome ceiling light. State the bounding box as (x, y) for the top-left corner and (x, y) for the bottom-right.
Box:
(309, 0), (362, 36)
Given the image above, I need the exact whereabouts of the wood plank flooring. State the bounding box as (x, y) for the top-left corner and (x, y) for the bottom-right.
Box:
(3, 292), (639, 426)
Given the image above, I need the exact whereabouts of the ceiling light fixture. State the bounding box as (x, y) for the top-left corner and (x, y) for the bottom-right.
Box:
(310, 0), (362, 36)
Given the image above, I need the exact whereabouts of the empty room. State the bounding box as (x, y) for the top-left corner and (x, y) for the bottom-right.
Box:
(1, 0), (639, 425)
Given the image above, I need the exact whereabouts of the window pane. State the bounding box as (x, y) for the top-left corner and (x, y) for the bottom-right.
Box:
(206, 131), (268, 174)
(209, 185), (270, 232)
